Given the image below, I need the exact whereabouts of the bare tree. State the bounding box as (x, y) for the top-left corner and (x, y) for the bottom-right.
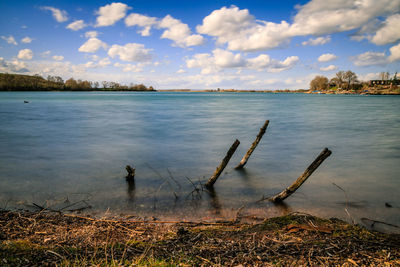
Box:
(310, 75), (329, 91)
(330, 71), (345, 89)
(344, 70), (358, 90)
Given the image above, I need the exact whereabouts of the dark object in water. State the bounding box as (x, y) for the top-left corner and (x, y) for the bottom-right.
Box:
(24, 100), (29, 103)
(125, 165), (135, 180)
(385, 202), (393, 208)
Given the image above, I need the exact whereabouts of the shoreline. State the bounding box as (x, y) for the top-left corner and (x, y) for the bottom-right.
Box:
(1, 209), (399, 265)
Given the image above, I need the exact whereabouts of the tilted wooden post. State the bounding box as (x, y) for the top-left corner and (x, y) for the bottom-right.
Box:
(235, 120), (269, 169)
(205, 139), (240, 188)
(126, 165), (135, 180)
(269, 148), (332, 202)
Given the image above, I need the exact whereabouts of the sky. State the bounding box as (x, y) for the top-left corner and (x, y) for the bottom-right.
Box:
(0, 0), (399, 90)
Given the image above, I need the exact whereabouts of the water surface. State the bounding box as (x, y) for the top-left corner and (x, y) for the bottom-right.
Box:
(0, 92), (399, 229)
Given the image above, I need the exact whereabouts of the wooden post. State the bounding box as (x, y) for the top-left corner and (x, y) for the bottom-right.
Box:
(205, 139), (240, 188)
(126, 165), (135, 180)
(235, 120), (269, 169)
(269, 148), (332, 202)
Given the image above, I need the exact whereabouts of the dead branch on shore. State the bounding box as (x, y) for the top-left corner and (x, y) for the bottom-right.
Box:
(205, 139), (240, 188)
(235, 120), (269, 169)
(266, 148), (332, 202)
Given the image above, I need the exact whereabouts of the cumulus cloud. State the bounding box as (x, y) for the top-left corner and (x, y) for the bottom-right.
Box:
(186, 49), (299, 74)
(95, 2), (130, 27)
(370, 14), (400, 45)
(388, 43), (400, 62)
(196, 2), (400, 51)
(78, 38), (108, 53)
(17, 49), (33, 60)
(302, 36), (330, 46)
(1, 35), (17, 45)
(197, 6), (290, 51)
(318, 53), (337, 62)
(85, 31), (98, 38)
(108, 43), (152, 62)
(114, 62), (150, 72)
(0, 57), (29, 73)
(125, 13), (158, 36)
(41, 6), (68, 22)
(52, 55), (64, 61)
(159, 15), (204, 47)
(21, 37), (32, 44)
(66, 20), (87, 31)
(85, 57), (111, 68)
(290, 0), (400, 36)
(320, 65), (337, 71)
(351, 51), (388, 66)
(177, 69), (186, 74)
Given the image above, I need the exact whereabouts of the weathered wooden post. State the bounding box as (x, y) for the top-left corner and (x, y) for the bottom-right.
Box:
(235, 120), (269, 169)
(269, 148), (332, 202)
(205, 139), (240, 188)
(126, 165), (135, 180)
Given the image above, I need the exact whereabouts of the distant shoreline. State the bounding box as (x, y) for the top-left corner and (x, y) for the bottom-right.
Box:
(1, 89), (399, 95)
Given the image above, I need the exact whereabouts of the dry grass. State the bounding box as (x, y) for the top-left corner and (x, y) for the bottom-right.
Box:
(1, 210), (399, 266)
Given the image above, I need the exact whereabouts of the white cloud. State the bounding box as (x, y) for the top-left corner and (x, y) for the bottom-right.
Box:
(52, 55), (64, 61)
(159, 15), (204, 47)
(318, 53), (337, 62)
(351, 51), (388, 66)
(66, 20), (87, 31)
(125, 13), (158, 36)
(95, 2), (130, 27)
(0, 57), (29, 72)
(85, 31), (98, 38)
(290, 0), (400, 36)
(197, 6), (290, 51)
(78, 38), (107, 53)
(320, 65), (337, 71)
(388, 43), (400, 62)
(114, 62), (149, 72)
(197, 2), (400, 51)
(85, 57), (111, 68)
(108, 43), (152, 62)
(21, 37), (32, 44)
(41, 6), (68, 22)
(177, 69), (186, 74)
(186, 49), (299, 74)
(17, 49), (33, 60)
(1, 35), (17, 45)
(302, 36), (331, 46)
(370, 14), (400, 45)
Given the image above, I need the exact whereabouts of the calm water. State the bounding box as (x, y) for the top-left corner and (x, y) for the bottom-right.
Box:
(0, 92), (399, 228)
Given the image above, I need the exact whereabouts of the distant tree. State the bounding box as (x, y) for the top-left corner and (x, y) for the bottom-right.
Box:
(310, 75), (329, 91)
(102, 81), (109, 89)
(380, 72), (390, 80)
(330, 70), (345, 89)
(344, 70), (358, 90)
(93, 81), (99, 89)
(65, 78), (78, 90)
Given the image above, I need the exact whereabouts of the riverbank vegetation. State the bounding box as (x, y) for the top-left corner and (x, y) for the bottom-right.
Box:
(309, 70), (400, 95)
(0, 73), (155, 91)
(1, 210), (399, 266)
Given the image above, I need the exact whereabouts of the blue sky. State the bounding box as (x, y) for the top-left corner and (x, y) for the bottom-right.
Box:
(1, 0), (399, 89)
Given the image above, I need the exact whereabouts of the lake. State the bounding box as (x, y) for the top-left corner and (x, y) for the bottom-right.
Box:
(0, 92), (399, 229)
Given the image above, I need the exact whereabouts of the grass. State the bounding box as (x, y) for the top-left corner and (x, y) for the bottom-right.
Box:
(1, 210), (399, 266)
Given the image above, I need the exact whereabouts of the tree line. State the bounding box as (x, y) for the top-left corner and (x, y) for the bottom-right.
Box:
(310, 70), (398, 91)
(0, 73), (155, 91)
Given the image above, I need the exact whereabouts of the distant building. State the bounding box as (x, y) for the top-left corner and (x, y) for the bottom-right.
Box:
(369, 80), (400, 86)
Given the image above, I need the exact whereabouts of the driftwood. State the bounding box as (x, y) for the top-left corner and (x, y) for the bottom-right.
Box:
(205, 139), (240, 188)
(126, 165), (135, 180)
(269, 148), (332, 202)
(235, 120), (269, 169)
